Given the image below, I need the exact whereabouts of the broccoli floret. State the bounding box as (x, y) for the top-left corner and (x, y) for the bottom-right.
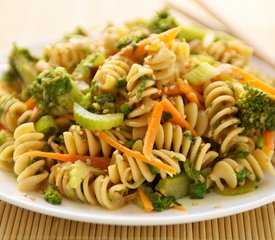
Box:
(44, 185), (62, 205)
(2, 44), (38, 93)
(236, 85), (275, 134)
(28, 67), (85, 116)
(63, 26), (88, 40)
(149, 8), (178, 33)
(117, 33), (148, 50)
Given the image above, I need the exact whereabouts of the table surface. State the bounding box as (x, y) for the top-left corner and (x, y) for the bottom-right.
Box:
(0, 0), (274, 239)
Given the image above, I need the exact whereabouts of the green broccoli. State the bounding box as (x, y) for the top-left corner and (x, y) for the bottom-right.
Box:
(2, 44), (38, 94)
(63, 26), (88, 40)
(44, 185), (62, 205)
(28, 67), (86, 116)
(116, 33), (148, 50)
(149, 8), (178, 33)
(236, 85), (275, 134)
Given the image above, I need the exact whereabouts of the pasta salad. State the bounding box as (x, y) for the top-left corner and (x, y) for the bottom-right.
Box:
(0, 9), (274, 212)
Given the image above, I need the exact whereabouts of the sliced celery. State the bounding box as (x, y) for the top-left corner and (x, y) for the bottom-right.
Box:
(73, 102), (124, 130)
(35, 115), (58, 136)
(155, 172), (191, 199)
(184, 62), (217, 85)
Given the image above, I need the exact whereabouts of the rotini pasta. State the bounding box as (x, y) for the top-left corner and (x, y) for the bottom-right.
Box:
(0, 9), (274, 213)
(13, 123), (48, 191)
(0, 90), (26, 132)
(44, 36), (92, 73)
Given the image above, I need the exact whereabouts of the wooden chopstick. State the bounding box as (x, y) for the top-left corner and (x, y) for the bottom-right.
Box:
(166, 0), (275, 69)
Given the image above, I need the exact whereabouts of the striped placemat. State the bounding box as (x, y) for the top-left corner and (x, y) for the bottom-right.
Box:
(0, 200), (274, 240)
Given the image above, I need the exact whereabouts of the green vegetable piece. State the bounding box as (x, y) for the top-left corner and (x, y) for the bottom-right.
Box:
(120, 102), (132, 114)
(155, 172), (191, 199)
(68, 160), (93, 188)
(64, 27), (88, 40)
(72, 52), (105, 83)
(236, 167), (252, 183)
(116, 78), (127, 88)
(214, 180), (258, 196)
(148, 165), (160, 175)
(256, 135), (264, 148)
(117, 34), (148, 50)
(236, 85), (275, 134)
(95, 93), (114, 106)
(73, 102), (124, 130)
(189, 182), (207, 199)
(232, 151), (249, 160)
(184, 62), (217, 85)
(162, 111), (173, 122)
(29, 67), (84, 116)
(44, 185), (62, 205)
(149, 8), (178, 33)
(2, 44), (38, 93)
(140, 184), (181, 211)
(35, 115), (58, 137)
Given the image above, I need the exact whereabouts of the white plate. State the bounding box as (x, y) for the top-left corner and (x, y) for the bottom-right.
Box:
(0, 40), (274, 226)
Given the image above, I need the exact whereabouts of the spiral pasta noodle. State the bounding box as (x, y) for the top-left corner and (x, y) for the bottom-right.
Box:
(44, 36), (92, 73)
(204, 81), (254, 154)
(144, 39), (176, 85)
(209, 155), (264, 190)
(126, 64), (158, 105)
(49, 161), (128, 209)
(156, 123), (218, 172)
(93, 55), (133, 92)
(0, 90), (27, 132)
(13, 122), (48, 191)
(0, 130), (14, 172)
(63, 125), (132, 157)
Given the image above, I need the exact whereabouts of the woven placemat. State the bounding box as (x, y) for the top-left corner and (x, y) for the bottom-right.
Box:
(0, 200), (274, 240)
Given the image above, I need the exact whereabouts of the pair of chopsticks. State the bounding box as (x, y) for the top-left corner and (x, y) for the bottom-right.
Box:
(166, 0), (275, 69)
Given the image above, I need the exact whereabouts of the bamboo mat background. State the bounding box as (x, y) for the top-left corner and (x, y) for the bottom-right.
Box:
(0, 200), (275, 239)
(0, 0), (275, 239)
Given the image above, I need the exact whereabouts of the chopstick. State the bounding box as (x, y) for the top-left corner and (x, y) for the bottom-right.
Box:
(166, 0), (275, 69)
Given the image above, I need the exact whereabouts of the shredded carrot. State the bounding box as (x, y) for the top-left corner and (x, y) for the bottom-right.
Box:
(160, 99), (198, 137)
(93, 131), (176, 174)
(263, 131), (275, 150)
(0, 124), (6, 130)
(21, 151), (111, 170)
(177, 78), (203, 107)
(137, 188), (154, 212)
(25, 97), (36, 110)
(190, 84), (204, 94)
(29, 106), (40, 122)
(121, 26), (182, 60)
(143, 102), (163, 158)
(214, 64), (275, 99)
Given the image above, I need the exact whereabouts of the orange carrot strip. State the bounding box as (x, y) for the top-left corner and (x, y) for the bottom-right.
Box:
(21, 151), (111, 170)
(94, 131), (176, 174)
(191, 84), (204, 94)
(143, 102), (163, 158)
(177, 78), (203, 105)
(29, 106), (40, 122)
(0, 124), (6, 130)
(137, 188), (154, 212)
(263, 131), (275, 150)
(160, 99), (198, 137)
(25, 97), (36, 110)
(121, 26), (182, 60)
(215, 64), (275, 99)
